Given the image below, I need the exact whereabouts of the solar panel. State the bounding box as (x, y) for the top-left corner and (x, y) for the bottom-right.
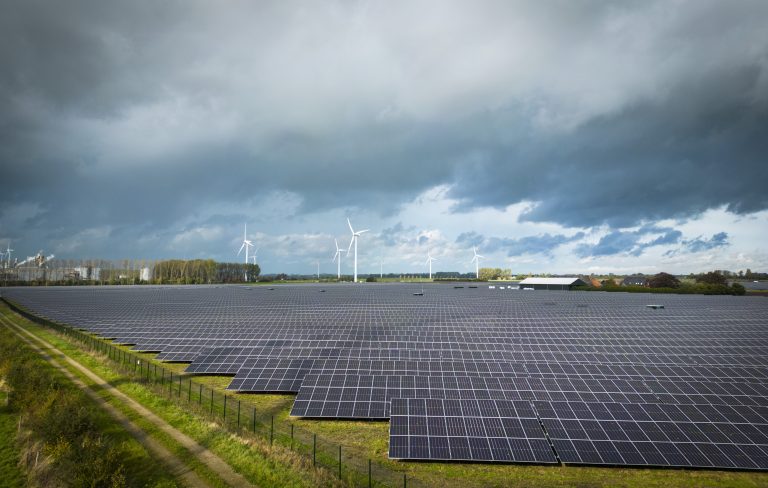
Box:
(534, 400), (768, 469)
(389, 398), (557, 463)
(4, 284), (768, 470)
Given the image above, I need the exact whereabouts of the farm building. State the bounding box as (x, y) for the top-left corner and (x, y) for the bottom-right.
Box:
(622, 275), (649, 287)
(518, 277), (587, 290)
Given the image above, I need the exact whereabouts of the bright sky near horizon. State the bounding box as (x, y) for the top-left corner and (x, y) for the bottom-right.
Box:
(1, 1), (767, 274)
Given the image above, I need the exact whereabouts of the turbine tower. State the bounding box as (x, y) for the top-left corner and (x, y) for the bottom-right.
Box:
(237, 224), (254, 281)
(346, 218), (369, 283)
(3, 244), (12, 269)
(332, 238), (346, 280)
(470, 246), (484, 279)
(425, 250), (437, 280)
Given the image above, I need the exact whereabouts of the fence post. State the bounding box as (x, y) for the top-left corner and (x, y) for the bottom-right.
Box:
(368, 459), (371, 488)
(237, 400), (241, 429)
(210, 390), (214, 414)
(404, 473), (407, 488)
(252, 407), (256, 433)
(338, 445), (342, 479)
(313, 434), (316, 466)
(270, 415), (274, 446)
(290, 424), (294, 450)
(188, 380), (192, 402)
(199, 384), (203, 405)
(223, 395), (227, 421)
(178, 376), (181, 397)
(169, 373), (173, 395)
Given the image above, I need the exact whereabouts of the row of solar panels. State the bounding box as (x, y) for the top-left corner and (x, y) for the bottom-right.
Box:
(389, 398), (768, 469)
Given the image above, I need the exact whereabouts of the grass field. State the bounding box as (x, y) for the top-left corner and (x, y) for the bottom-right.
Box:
(0, 390), (26, 488)
(5, 302), (768, 488)
(0, 304), (343, 488)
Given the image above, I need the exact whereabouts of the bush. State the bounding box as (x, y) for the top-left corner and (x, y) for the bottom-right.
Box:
(731, 282), (746, 296)
(696, 271), (727, 285)
(649, 272), (681, 288)
(0, 330), (127, 487)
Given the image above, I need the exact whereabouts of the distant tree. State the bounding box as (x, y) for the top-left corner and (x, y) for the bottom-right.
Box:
(601, 278), (617, 287)
(649, 272), (681, 288)
(365, 276), (377, 282)
(731, 283), (746, 296)
(478, 267), (503, 281)
(696, 271), (727, 286)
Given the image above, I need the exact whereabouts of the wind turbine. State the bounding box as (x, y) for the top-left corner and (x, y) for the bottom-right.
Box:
(346, 218), (369, 283)
(332, 239), (346, 280)
(425, 250), (437, 280)
(4, 244), (13, 269)
(470, 246), (484, 279)
(237, 224), (254, 281)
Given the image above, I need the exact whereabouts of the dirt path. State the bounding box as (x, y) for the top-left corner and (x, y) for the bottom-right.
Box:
(1, 314), (259, 488)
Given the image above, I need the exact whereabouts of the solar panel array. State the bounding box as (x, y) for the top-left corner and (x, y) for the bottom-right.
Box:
(4, 284), (768, 470)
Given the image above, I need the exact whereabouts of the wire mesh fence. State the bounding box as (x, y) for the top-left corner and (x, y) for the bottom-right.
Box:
(2, 297), (422, 488)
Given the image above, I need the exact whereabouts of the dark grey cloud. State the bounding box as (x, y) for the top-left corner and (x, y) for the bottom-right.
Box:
(576, 226), (683, 257)
(1, 0), (766, 262)
(455, 232), (484, 247)
(457, 232), (584, 256)
(665, 232), (729, 256)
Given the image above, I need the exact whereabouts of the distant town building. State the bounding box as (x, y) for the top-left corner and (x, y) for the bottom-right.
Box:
(517, 277), (587, 290)
(73, 266), (101, 281)
(622, 275), (649, 287)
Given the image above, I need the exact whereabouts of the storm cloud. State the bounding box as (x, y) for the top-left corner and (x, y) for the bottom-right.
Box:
(1, 1), (766, 272)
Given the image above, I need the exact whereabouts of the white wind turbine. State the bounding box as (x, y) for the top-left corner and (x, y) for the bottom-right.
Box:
(346, 218), (369, 283)
(425, 250), (437, 280)
(237, 224), (254, 281)
(3, 244), (11, 269)
(332, 238), (346, 280)
(470, 246), (484, 279)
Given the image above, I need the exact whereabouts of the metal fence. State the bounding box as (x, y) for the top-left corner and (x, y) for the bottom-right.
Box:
(2, 298), (421, 488)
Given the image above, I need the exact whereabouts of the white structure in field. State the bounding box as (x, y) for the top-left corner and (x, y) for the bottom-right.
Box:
(517, 277), (587, 290)
(425, 250), (437, 279)
(332, 238), (346, 279)
(470, 247), (484, 279)
(237, 223), (254, 281)
(346, 218), (369, 283)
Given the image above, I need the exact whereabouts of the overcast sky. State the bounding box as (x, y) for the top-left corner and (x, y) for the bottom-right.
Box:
(1, 0), (767, 275)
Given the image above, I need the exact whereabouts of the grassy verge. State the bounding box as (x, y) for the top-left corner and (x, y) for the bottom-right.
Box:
(0, 320), (178, 488)
(0, 390), (26, 488)
(6, 302), (768, 488)
(0, 304), (343, 488)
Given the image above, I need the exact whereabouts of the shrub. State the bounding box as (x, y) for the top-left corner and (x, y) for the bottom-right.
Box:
(731, 283), (746, 296)
(649, 272), (681, 288)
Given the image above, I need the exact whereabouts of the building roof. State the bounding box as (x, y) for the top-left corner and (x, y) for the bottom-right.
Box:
(518, 277), (585, 285)
(622, 275), (648, 284)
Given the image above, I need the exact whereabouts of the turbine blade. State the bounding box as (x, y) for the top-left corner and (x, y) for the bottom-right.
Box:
(358, 229), (370, 234)
(335, 238), (340, 251)
(347, 236), (354, 254)
(237, 243), (245, 255)
(347, 218), (355, 234)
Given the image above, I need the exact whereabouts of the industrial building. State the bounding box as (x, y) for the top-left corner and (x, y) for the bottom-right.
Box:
(518, 277), (587, 290)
